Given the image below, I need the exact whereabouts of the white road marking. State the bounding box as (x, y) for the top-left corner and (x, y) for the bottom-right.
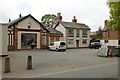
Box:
(23, 62), (118, 78)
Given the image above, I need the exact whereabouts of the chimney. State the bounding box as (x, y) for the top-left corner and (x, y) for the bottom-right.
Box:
(9, 19), (11, 22)
(19, 14), (22, 18)
(72, 16), (77, 23)
(55, 13), (62, 24)
(104, 20), (108, 27)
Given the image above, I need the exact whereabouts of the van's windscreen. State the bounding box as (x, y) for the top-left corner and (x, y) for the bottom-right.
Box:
(60, 42), (66, 45)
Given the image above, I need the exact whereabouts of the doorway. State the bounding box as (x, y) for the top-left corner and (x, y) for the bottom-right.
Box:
(21, 33), (37, 49)
(76, 40), (79, 48)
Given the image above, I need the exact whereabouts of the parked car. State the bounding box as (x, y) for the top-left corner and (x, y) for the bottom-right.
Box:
(48, 41), (66, 52)
(89, 42), (101, 49)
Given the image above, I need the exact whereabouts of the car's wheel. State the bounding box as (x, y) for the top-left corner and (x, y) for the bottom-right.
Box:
(56, 48), (59, 52)
(90, 47), (92, 49)
(63, 49), (66, 52)
(48, 47), (51, 51)
(95, 46), (99, 49)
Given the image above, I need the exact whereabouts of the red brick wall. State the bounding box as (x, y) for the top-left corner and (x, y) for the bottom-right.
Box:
(108, 30), (118, 39)
(14, 25), (18, 50)
(103, 30), (118, 39)
(40, 30), (42, 49)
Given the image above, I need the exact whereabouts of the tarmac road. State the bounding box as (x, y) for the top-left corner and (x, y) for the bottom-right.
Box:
(1, 49), (118, 78)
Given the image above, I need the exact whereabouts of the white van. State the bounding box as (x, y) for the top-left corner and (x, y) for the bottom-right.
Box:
(48, 41), (66, 51)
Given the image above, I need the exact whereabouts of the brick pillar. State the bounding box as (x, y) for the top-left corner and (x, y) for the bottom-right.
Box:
(46, 32), (49, 48)
(40, 30), (42, 49)
(14, 26), (18, 50)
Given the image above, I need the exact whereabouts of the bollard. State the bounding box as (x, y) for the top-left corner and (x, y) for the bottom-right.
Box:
(27, 55), (32, 70)
(4, 56), (10, 73)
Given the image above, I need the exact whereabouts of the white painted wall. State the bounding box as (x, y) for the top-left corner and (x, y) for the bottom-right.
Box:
(17, 16), (41, 30)
(0, 23), (8, 55)
(18, 31), (40, 49)
(56, 24), (66, 41)
(55, 23), (90, 48)
(100, 40), (118, 46)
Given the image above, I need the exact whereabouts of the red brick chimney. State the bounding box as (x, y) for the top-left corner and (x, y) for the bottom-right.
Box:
(55, 13), (62, 24)
(104, 20), (108, 27)
(72, 16), (77, 23)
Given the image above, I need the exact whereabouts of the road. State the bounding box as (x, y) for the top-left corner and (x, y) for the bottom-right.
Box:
(2, 49), (119, 78)
(25, 61), (117, 78)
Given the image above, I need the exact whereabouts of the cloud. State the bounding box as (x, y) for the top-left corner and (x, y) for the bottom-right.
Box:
(0, 0), (109, 31)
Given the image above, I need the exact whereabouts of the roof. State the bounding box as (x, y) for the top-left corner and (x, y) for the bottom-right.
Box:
(102, 26), (109, 32)
(54, 21), (90, 30)
(8, 14), (49, 32)
(47, 27), (63, 36)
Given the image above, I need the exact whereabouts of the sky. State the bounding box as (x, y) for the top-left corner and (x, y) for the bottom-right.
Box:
(0, 0), (110, 31)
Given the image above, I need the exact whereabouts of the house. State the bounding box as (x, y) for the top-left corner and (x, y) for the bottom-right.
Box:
(54, 13), (91, 48)
(8, 14), (49, 50)
(101, 20), (120, 46)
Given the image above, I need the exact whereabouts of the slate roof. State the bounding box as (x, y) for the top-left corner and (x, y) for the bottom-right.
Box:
(102, 26), (109, 32)
(47, 27), (63, 36)
(54, 21), (90, 30)
(8, 14), (49, 32)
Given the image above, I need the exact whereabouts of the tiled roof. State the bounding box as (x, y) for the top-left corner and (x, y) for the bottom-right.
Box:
(60, 21), (90, 30)
(48, 27), (63, 36)
(8, 14), (49, 32)
(102, 26), (109, 32)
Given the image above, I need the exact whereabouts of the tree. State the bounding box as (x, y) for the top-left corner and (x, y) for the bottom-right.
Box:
(41, 14), (56, 28)
(96, 26), (103, 39)
(107, 1), (120, 35)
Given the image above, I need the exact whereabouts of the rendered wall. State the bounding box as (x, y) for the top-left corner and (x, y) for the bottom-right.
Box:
(0, 24), (8, 55)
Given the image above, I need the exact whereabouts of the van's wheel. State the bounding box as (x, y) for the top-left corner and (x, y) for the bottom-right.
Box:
(48, 47), (51, 51)
(56, 48), (59, 52)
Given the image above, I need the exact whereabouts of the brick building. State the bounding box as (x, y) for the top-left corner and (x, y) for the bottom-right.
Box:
(8, 14), (49, 50)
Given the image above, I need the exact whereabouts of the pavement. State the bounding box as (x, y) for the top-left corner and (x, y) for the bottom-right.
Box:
(1, 49), (118, 78)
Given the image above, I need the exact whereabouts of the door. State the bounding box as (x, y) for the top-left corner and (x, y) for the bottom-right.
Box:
(76, 40), (79, 48)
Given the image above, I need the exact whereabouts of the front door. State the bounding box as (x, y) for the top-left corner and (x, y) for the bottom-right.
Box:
(76, 40), (79, 48)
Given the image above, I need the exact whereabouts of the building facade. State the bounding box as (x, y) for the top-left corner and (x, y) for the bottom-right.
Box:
(8, 14), (49, 50)
(101, 20), (120, 46)
(54, 14), (91, 48)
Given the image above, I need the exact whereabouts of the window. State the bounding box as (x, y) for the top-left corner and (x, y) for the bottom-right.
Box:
(76, 29), (79, 37)
(82, 30), (87, 37)
(82, 39), (87, 44)
(68, 39), (73, 44)
(104, 40), (108, 43)
(60, 42), (66, 45)
(68, 29), (74, 37)
(56, 38), (59, 41)
(50, 38), (54, 43)
(50, 42), (54, 46)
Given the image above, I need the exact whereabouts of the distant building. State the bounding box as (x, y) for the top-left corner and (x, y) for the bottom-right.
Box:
(101, 20), (120, 46)
(54, 13), (91, 48)
(90, 31), (97, 40)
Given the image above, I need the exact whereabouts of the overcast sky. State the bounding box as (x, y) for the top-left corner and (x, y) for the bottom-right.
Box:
(0, 0), (109, 31)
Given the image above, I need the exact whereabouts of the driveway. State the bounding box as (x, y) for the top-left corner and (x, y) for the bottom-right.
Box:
(1, 49), (118, 78)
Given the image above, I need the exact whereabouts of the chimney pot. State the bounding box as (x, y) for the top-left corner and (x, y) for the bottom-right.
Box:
(55, 12), (62, 24)
(19, 14), (22, 18)
(9, 19), (11, 22)
(72, 16), (77, 23)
